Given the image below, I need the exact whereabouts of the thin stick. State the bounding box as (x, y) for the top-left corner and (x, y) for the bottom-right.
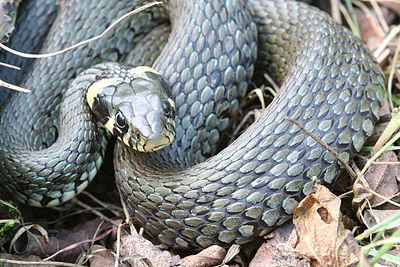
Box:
(0, 79), (30, 93)
(371, 161), (400, 165)
(43, 227), (113, 261)
(263, 73), (280, 93)
(81, 191), (122, 216)
(285, 117), (357, 179)
(0, 2), (162, 59)
(71, 199), (116, 226)
(373, 25), (400, 59)
(114, 222), (123, 267)
(370, 0), (389, 32)
(0, 62), (21, 70)
(386, 36), (400, 111)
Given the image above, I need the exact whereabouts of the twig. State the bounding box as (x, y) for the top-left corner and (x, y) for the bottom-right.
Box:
(352, 0), (385, 38)
(386, 36), (400, 111)
(114, 222), (124, 267)
(71, 198), (116, 226)
(330, 0), (342, 24)
(263, 73), (280, 93)
(371, 161), (400, 165)
(231, 110), (255, 143)
(0, 62), (21, 70)
(373, 25), (400, 59)
(81, 191), (123, 217)
(0, 2), (162, 59)
(370, 0), (389, 32)
(42, 227), (113, 261)
(285, 117), (357, 179)
(0, 79), (30, 93)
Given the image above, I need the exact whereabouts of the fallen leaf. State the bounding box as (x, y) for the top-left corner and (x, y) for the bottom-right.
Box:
(363, 151), (399, 207)
(249, 223), (311, 267)
(116, 233), (180, 267)
(293, 184), (359, 267)
(355, 6), (397, 52)
(178, 245), (226, 267)
(0, 253), (57, 267)
(379, 1), (400, 16)
(12, 217), (114, 262)
(90, 245), (117, 267)
(363, 209), (400, 233)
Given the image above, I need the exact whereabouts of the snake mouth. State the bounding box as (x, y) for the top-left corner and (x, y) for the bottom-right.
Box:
(143, 134), (173, 151)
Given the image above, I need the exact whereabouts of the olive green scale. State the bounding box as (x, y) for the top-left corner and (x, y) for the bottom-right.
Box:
(0, 0), (384, 249)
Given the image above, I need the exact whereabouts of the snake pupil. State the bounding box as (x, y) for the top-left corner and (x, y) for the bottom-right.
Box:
(116, 112), (126, 128)
(161, 100), (172, 116)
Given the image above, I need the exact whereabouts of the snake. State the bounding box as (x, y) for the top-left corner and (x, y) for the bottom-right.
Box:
(0, 0), (384, 249)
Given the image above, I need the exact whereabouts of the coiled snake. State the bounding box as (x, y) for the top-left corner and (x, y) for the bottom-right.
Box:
(0, 0), (384, 249)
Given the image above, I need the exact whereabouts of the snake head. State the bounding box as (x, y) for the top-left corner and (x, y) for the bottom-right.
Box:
(87, 64), (176, 152)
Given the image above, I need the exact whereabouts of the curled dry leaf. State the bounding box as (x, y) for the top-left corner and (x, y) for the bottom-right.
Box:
(116, 233), (180, 267)
(379, 1), (400, 16)
(292, 184), (359, 267)
(363, 151), (399, 207)
(178, 245), (226, 267)
(249, 223), (312, 267)
(364, 209), (400, 233)
(0, 253), (58, 267)
(90, 244), (116, 267)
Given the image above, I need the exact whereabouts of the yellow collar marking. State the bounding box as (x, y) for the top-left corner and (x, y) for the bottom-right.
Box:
(86, 78), (118, 108)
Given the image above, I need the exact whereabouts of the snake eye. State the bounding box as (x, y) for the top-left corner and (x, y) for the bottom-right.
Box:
(162, 99), (173, 116)
(115, 112), (126, 128)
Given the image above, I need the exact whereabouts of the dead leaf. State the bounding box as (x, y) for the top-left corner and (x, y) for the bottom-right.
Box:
(364, 209), (400, 233)
(379, 1), (400, 16)
(116, 233), (180, 267)
(0, 253), (57, 267)
(293, 184), (360, 267)
(355, 7), (397, 52)
(363, 151), (399, 207)
(249, 223), (311, 267)
(178, 245), (226, 267)
(90, 245), (117, 267)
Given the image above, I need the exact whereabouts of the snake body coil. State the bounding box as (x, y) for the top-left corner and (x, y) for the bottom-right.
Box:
(0, 0), (384, 249)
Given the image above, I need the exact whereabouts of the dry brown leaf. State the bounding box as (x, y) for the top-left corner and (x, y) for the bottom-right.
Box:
(292, 184), (359, 267)
(364, 209), (400, 233)
(116, 233), (180, 267)
(363, 151), (399, 207)
(178, 245), (226, 267)
(355, 7), (397, 52)
(90, 245), (117, 267)
(0, 253), (58, 267)
(249, 223), (311, 267)
(379, 1), (400, 16)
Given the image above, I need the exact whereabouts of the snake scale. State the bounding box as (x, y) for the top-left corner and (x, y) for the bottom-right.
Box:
(0, 0), (384, 249)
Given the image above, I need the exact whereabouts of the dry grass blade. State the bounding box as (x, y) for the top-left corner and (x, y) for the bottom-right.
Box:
(0, 62), (20, 70)
(386, 37), (400, 108)
(0, 2), (162, 59)
(331, 0), (342, 23)
(0, 79), (30, 92)
(373, 25), (400, 59)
